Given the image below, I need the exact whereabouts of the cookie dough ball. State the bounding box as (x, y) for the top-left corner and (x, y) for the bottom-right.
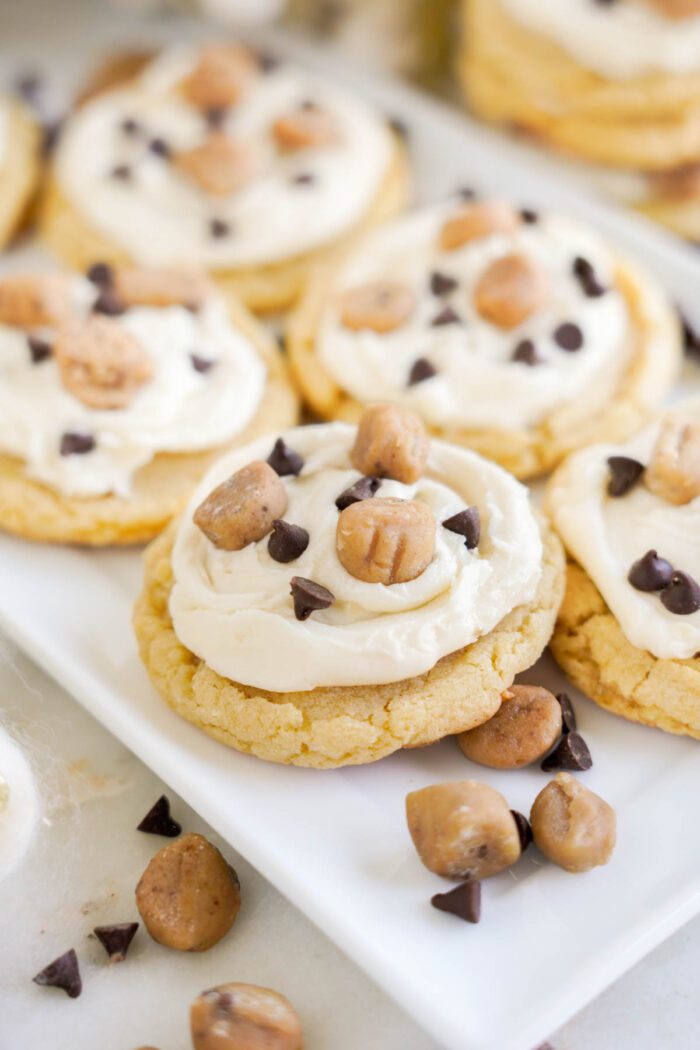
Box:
(530, 773), (616, 874)
(350, 404), (429, 484)
(136, 833), (241, 951)
(457, 685), (563, 769)
(406, 780), (521, 881)
(193, 461), (288, 551)
(191, 983), (302, 1050)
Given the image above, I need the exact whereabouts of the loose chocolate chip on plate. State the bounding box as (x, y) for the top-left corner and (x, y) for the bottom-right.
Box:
(520, 208), (538, 224)
(628, 549), (674, 592)
(431, 305), (461, 326)
(431, 881), (481, 924)
(573, 256), (607, 298)
(190, 353), (216, 374)
(149, 136), (171, 159)
(511, 810), (533, 853)
(290, 576), (334, 620)
(60, 432), (95, 457)
(137, 795), (182, 838)
(335, 475), (381, 511)
(607, 455), (645, 497)
(209, 218), (231, 239)
(408, 358), (437, 385)
(553, 322), (584, 351)
(267, 437), (304, 477)
(661, 571), (700, 615)
(110, 163), (132, 181)
(541, 731), (592, 772)
(442, 507), (481, 549)
(121, 117), (142, 137)
(430, 271), (458, 297)
(556, 692), (577, 735)
(268, 520), (310, 563)
(511, 339), (540, 365)
(87, 262), (114, 289)
(93, 922), (139, 963)
(33, 949), (82, 998)
(28, 335), (52, 364)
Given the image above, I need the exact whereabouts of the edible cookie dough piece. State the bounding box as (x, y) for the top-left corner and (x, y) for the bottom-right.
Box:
(0, 273), (72, 328)
(336, 496), (435, 584)
(182, 44), (259, 110)
(54, 317), (153, 410)
(350, 404), (429, 484)
(193, 461), (288, 551)
(645, 416), (700, 505)
(439, 199), (520, 251)
(650, 0), (700, 18)
(135, 833), (241, 951)
(530, 772), (616, 873)
(191, 983), (302, 1050)
(457, 684), (563, 769)
(406, 780), (522, 880)
(473, 253), (548, 330)
(339, 281), (415, 334)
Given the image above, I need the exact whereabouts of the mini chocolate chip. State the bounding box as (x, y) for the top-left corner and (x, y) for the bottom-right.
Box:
(267, 437), (304, 477)
(553, 323), (584, 351)
(556, 692), (577, 735)
(299, 98), (317, 111)
(204, 106), (228, 129)
(292, 172), (315, 186)
(110, 163), (132, 181)
(520, 208), (538, 224)
(41, 120), (62, 157)
(335, 476), (381, 510)
(628, 550), (674, 592)
(149, 136), (170, 158)
(456, 186), (476, 201)
(33, 949), (82, 998)
(431, 881), (481, 924)
(93, 289), (126, 316)
(60, 432), (95, 456)
(28, 335), (52, 364)
(660, 571), (700, 615)
(512, 339), (540, 365)
(442, 507), (481, 549)
(190, 353), (216, 374)
(388, 115), (410, 140)
(408, 358), (438, 385)
(431, 305), (461, 326)
(268, 520), (310, 563)
(258, 50), (280, 73)
(93, 922), (139, 963)
(15, 71), (42, 102)
(607, 455), (645, 497)
(137, 795), (181, 837)
(679, 308), (700, 359)
(290, 576), (334, 620)
(541, 731), (592, 772)
(430, 271), (458, 297)
(209, 218), (231, 239)
(573, 256), (607, 298)
(511, 810), (533, 853)
(87, 262), (114, 289)
(120, 117), (142, 137)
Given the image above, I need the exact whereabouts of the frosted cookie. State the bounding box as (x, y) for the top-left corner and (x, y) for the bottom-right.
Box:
(287, 198), (681, 479)
(0, 96), (41, 249)
(39, 43), (410, 313)
(134, 404), (565, 769)
(0, 267), (297, 545)
(461, 0), (700, 240)
(547, 402), (700, 740)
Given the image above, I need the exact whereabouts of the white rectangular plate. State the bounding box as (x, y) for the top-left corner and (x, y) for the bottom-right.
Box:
(3, 20), (700, 1050)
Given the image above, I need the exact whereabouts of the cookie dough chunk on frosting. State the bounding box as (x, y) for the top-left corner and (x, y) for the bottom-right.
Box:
(42, 43), (408, 313)
(289, 199), (680, 479)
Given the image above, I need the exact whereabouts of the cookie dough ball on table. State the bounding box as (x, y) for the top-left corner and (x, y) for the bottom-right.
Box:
(191, 984), (302, 1050)
(530, 773), (616, 873)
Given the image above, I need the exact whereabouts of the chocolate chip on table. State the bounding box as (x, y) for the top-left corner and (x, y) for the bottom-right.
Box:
(607, 455), (645, 497)
(335, 475), (381, 511)
(60, 432), (95, 457)
(511, 810), (533, 853)
(137, 794), (182, 838)
(408, 358), (438, 385)
(628, 549), (674, 592)
(660, 571), (700, 615)
(290, 576), (334, 620)
(541, 731), (592, 772)
(27, 335), (52, 363)
(511, 339), (540, 365)
(149, 136), (171, 159)
(267, 437), (304, 477)
(86, 262), (114, 289)
(431, 881), (482, 924)
(573, 256), (607, 298)
(93, 922), (139, 963)
(430, 271), (458, 297)
(33, 949), (82, 998)
(520, 208), (538, 224)
(556, 692), (577, 735)
(209, 218), (231, 239)
(190, 353), (216, 374)
(92, 289), (127, 316)
(553, 322), (584, 351)
(110, 163), (132, 181)
(431, 305), (461, 326)
(442, 507), (481, 549)
(268, 520), (310, 563)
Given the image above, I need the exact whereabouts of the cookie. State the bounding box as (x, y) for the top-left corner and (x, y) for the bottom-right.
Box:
(287, 201), (681, 480)
(39, 45), (410, 314)
(0, 97), (41, 249)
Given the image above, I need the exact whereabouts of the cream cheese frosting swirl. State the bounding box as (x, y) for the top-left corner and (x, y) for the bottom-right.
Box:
(316, 205), (632, 431)
(0, 276), (266, 498)
(500, 0), (700, 80)
(548, 402), (700, 660)
(169, 423), (543, 691)
(54, 45), (394, 269)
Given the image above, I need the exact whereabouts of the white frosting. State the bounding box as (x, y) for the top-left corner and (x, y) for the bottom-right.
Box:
(0, 278), (266, 498)
(55, 46), (394, 269)
(501, 0), (700, 80)
(0, 728), (38, 881)
(548, 403), (700, 660)
(169, 423), (543, 691)
(317, 206), (632, 431)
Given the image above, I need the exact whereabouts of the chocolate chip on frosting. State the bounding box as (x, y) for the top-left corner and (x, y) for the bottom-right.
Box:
(149, 137), (171, 160)
(541, 731), (593, 772)
(109, 163), (132, 181)
(628, 549), (674, 592)
(209, 217), (231, 239)
(59, 432), (95, 456)
(553, 322), (584, 351)
(27, 335), (52, 364)
(607, 455), (645, 497)
(290, 576), (335, 620)
(520, 208), (538, 224)
(511, 339), (541, 365)
(335, 475), (381, 511)
(86, 262), (115, 289)
(431, 881), (482, 924)
(645, 416), (700, 505)
(92, 289), (127, 316)
(94, 922), (139, 963)
(408, 358), (437, 385)
(33, 949), (82, 999)
(267, 437), (304, 477)
(268, 520), (310, 563)
(194, 461), (288, 551)
(190, 353), (216, 374)
(430, 271), (458, 297)
(660, 571), (700, 615)
(442, 507), (481, 549)
(573, 256), (607, 298)
(137, 794), (182, 838)
(339, 281), (415, 334)
(336, 497), (435, 585)
(351, 404), (429, 484)
(431, 305), (461, 326)
(474, 253), (548, 330)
